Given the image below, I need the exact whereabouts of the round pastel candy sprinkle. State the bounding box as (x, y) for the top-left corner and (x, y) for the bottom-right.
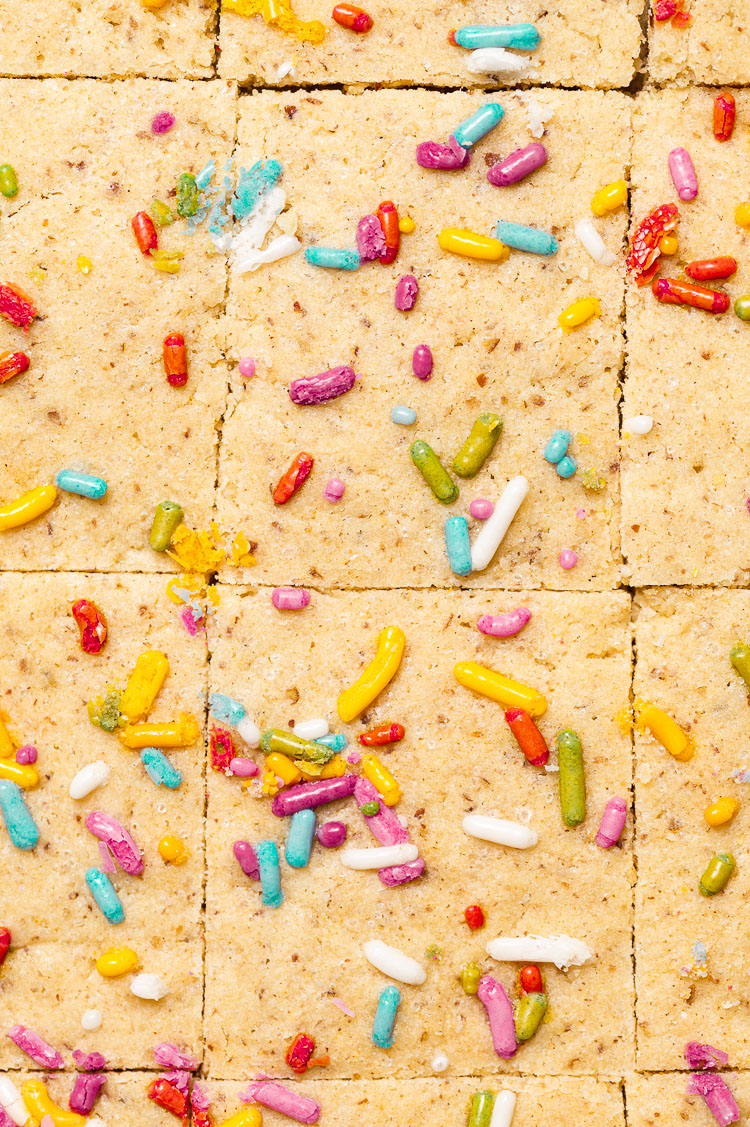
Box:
(15, 745), (37, 765)
(324, 477), (345, 502)
(559, 548), (578, 570)
(623, 415), (653, 435)
(470, 498), (494, 520)
(151, 112), (175, 134)
(229, 757), (259, 777)
(81, 1010), (102, 1031)
(317, 820), (347, 847)
(392, 405), (417, 425)
(238, 356), (256, 379)
(576, 508), (586, 519)
(432, 1052), (449, 1072)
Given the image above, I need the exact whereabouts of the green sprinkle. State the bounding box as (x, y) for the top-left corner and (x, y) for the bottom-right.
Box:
(150, 199), (175, 227)
(88, 688), (126, 733)
(467, 1091), (495, 1127)
(0, 164), (18, 199)
(149, 500), (184, 552)
(556, 728), (586, 827)
(578, 468), (606, 491)
(699, 852), (735, 897)
(515, 991), (547, 1041)
(730, 643), (750, 690)
(360, 801), (380, 816)
(410, 440), (458, 504)
(452, 412), (503, 478)
(261, 728), (335, 764)
(176, 172), (200, 217)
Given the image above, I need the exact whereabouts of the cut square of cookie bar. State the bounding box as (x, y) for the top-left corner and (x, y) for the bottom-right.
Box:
(633, 588), (750, 1070)
(0, 79), (236, 363)
(649, 4), (750, 86)
(205, 587), (634, 1077)
(217, 0), (642, 89)
(0, 0), (216, 79)
(622, 88), (750, 586)
(202, 1076), (627, 1125)
(626, 1072), (750, 1127)
(0, 1071), (189, 1126)
(0, 320), (227, 571)
(221, 89), (631, 589)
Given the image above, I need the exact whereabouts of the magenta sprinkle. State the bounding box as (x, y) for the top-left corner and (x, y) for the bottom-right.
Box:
(395, 275), (419, 311)
(559, 548), (578, 570)
(272, 587), (311, 610)
(151, 111), (175, 134)
(15, 744), (37, 764)
(233, 840), (261, 880)
(153, 1043), (198, 1070)
(323, 477), (345, 502)
(229, 756), (259, 777)
(347, 750), (361, 764)
(487, 143), (547, 187)
(412, 344), (433, 380)
(69, 1073), (106, 1115)
(357, 214), (386, 261)
(73, 1049), (107, 1071)
(163, 1070), (190, 1094)
(316, 820), (347, 847)
(7, 1025), (64, 1069)
(378, 856), (425, 886)
(354, 777), (409, 845)
(687, 1074), (740, 1126)
(477, 976), (517, 1059)
(477, 608), (532, 638)
(181, 606), (201, 636)
(595, 796), (627, 848)
(240, 1080), (321, 1124)
(289, 365), (358, 405)
(271, 773), (357, 816)
(668, 147), (698, 201)
(685, 1042), (730, 1071)
(469, 498), (492, 520)
(0, 1109), (16, 1127)
(85, 811), (144, 875)
(239, 356), (256, 379)
(191, 1083), (211, 1113)
(416, 138), (470, 170)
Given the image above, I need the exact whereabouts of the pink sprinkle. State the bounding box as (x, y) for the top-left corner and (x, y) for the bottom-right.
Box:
(7, 1025), (64, 1069)
(668, 146), (698, 202)
(685, 1042), (730, 1071)
(576, 507), (586, 519)
(324, 477), (346, 502)
(153, 1043), (199, 1070)
(98, 840), (116, 873)
(229, 756), (259, 777)
(239, 1080), (320, 1124)
(687, 1073), (740, 1126)
(181, 606), (200, 636)
(595, 796), (627, 848)
(746, 497), (750, 515)
(347, 750), (362, 765)
(330, 997), (356, 1017)
(416, 138), (470, 170)
(272, 587), (311, 610)
(86, 811), (144, 875)
(233, 840), (260, 880)
(73, 1050), (107, 1071)
(357, 214), (386, 261)
(191, 1084), (210, 1113)
(239, 356), (256, 379)
(477, 608), (532, 638)
(470, 498), (494, 520)
(15, 744), (37, 764)
(412, 344), (433, 380)
(316, 820), (347, 847)
(477, 976), (517, 1059)
(378, 856), (426, 886)
(151, 111), (175, 134)
(395, 275), (419, 311)
(354, 777), (409, 845)
(559, 548), (578, 570)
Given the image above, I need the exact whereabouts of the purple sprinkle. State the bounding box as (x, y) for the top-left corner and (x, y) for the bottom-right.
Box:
(15, 744), (37, 764)
(378, 856), (426, 886)
(687, 1073), (740, 1126)
(271, 773), (357, 817)
(229, 757), (259, 777)
(69, 1074), (106, 1115)
(73, 1049), (107, 1071)
(233, 841), (260, 880)
(470, 498), (494, 520)
(559, 548), (578, 570)
(239, 356), (255, 379)
(357, 214), (386, 261)
(487, 143), (548, 187)
(323, 477), (345, 502)
(151, 111), (175, 135)
(153, 1042), (199, 1070)
(289, 365), (358, 406)
(685, 1042), (730, 1071)
(316, 820), (347, 847)
(8, 1025), (64, 1069)
(416, 138), (470, 170)
(395, 275), (419, 311)
(477, 608), (532, 638)
(412, 344), (433, 380)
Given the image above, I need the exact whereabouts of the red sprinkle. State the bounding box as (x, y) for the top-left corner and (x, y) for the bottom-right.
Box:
(331, 3), (373, 31)
(464, 904), (485, 930)
(131, 210), (158, 256)
(0, 927), (10, 967)
(504, 707), (549, 767)
(358, 723), (405, 747)
(671, 8), (692, 26)
(447, 28), (458, 44)
(147, 1078), (188, 1116)
(520, 964), (543, 994)
(210, 725), (236, 772)
(652, 276), (730, 313)
(653, 0), (677, 18)
(627, 203), (679, 285)
(71, 599), (108, 655)
(376, 201), (400, 265)
(0, 351), (30, 385)
(273, 452), (314, 505)
(713, 93), (736, 142)
(685, 257), (737, 281)
(163, 332), (188, 388)
(285, 1032), (316, 1074)
(0, 284), (37, 332)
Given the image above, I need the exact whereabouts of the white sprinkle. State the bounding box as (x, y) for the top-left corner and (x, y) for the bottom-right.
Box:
(341, 843), (418, 870)
(230, 186), (286, 256)
(486, 934), (595, 970)
(237, 715), (261, 748)
(431, 1052), (449, 1072)
(81, 1008), (103, 1031)
(232, 234), (301, 275)
(522, 94), (552, 139)
(294, 718), (330, 741)
(465, 47), (537, 76)
(0, 1076), (29, 1126)
(129, 973), (169, 1001)
(490, 1090), (517, 1127)
(470, 476), (529, 572)
(276, 59), (296, 79)
(363, 939), (427, 985)
(69, 761), (111, 800)
(463, 814), (538, 849)
(574, 218), (617, 266)
(623, 415), (653, 435)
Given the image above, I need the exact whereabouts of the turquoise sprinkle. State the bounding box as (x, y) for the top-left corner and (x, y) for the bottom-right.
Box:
(0, 780), (39, 850)
(232, 160), (283, 220)
(452, 103), (505, 149)
(544, 429), (572, 464)
(285, 809), (316, 869)
(196, 160), (215, 191)
(454, 23), (540, 49)
(391, 405), (417, 425)
(444, 515), (472, 577)
(85, 867), (125, 924)
(209, 692), (246, 728)
(372, 985), (401, 1049)
(140, 747), (183, 790)
(55, 469), (108, 499)
(316, 732), (347, 751)
(256, 840), (284, 907)
(305, 247), (360, 270)
(556, 455), (577, 479)
(496, 220), (558, 257)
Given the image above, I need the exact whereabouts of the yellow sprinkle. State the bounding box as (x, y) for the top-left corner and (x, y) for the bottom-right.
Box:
(230, 530), (257, 568)
(261, 769), (281, 796)
(634, 698), (693, 761)
(0, 483), (57, 531)
(437, 227), (509, 262)
(216, 1110), (263, 1127)
(590, 179), (627, 217)
(119, 714), (200, 749)
(265, 751), (302, 786)
(121, 650), (169, 724)
(96, 946), (139, 977)
(21, 1079), (86, 1127)
(361, 753), (401, 806)
(704, 797), (739, 827)
(0, 714), (15, 758)
(299, 754), (347, 781)
(168, 523), (226, 575)
(735, 201), (750, 229)
(222, 0), (326, 41)
(558, 297), (601, 333)
(337, 625), (406, 723)
(454, 661), (547, 717)
(166, 574), (205, 606)
(28, 265), (46, 284)
(0, 760), (38, 789)
(76, 255), (92, 275)
(659, 234), (678, 255)
(158, 833), (189, 864)
(399, 216), (416, 234)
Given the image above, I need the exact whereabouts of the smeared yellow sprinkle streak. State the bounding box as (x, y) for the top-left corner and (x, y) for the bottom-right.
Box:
(223, 0), (326, 42)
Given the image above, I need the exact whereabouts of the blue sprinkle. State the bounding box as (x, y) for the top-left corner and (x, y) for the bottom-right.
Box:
(0, 780), (39, 850)
(256, 840), (284, 908)
(209, 692), (246, 728)
(55, 469), (108, 499)
(140, 747), (183, 790)
(285, 809), (316, 869)
(196, 160), (215, 191)
(372, 985), (401, 1048)
(454, 23), (540, 49)
(556, 455), (577, 478)
(444, 515), (472, 577)
(452, 103), (505, 149)
(391, 405), (417, 425)
(85, 867), (125, 925)
(544, 429), (572, 464)
(496, 220), (558, 257)
(232, 160), (283, 220)
(316, 732), (347, 751)
(305, 246), (360, 271)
